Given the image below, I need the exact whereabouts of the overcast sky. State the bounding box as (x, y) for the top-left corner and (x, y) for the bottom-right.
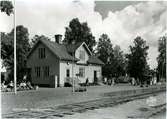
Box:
(0, 0), (167, 69)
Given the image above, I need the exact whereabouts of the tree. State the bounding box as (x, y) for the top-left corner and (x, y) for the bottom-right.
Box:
(126, 36), (149, 85)
(1, 25), (30, 83)
(0, 0), (14, 83)
(63, 18), (96, 51)
(157, 35), (166, 80)
(96, 34), (114, 78)
(113, 45), (126, 77)
(0, 1), (13, 16)
(1, 32), (14, 82)
(16, 25), (30, 83)
(96, 34), (126, 79)
(30, 35), (50, 48)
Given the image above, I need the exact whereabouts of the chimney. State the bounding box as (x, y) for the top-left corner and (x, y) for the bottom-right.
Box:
(54, 34), (62, 44)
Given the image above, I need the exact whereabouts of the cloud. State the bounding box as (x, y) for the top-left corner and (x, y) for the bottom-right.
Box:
(94, 1), (140, 20)
(0, 0), (166, 69)
(92, 1), (167, 69)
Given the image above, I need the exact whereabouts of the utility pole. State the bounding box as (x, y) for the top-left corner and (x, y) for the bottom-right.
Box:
(72, 52), (75, 92)
(14, 0), (17, 94)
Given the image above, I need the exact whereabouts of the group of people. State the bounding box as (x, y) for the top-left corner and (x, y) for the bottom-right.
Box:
(104, 77), (115, 85)
(19, 81), (34, 90)
(1, 80), (34, 92)
(1, 80), (14, 91)
(130, 77), (157, 87)
(102, 76), (158, 87)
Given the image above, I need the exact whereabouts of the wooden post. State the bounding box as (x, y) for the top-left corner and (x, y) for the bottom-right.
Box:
(55, 75), (57, 88)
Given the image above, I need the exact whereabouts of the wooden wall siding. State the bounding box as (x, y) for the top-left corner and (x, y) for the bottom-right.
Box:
(27, 43), (60, 86)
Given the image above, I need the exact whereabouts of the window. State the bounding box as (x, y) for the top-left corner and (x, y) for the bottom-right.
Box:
(39, 48), (46, 59)
(79, 67), (85, 77)
(79, 50), (85, 60)
(43, 66), (49, 77)
(66, 69), (70, 77)
(35, 67), (40, 77)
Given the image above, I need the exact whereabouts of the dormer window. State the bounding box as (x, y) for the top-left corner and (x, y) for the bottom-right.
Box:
(39, 48), (45, 59)
(79, 50), (85, 60)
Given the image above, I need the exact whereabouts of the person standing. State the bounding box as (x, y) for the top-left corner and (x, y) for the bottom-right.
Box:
(85, 78), (89, 86)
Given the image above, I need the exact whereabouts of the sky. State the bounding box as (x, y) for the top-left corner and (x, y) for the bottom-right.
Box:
(0, 0), (167, 69)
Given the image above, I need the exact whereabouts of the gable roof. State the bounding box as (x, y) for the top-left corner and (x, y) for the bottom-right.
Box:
(66, 42), (83, 53)
(87, 55), (104, 65)
(27, 39), (104, 65)
(27, 39), (78, 61)
(66, 42), (92, 56)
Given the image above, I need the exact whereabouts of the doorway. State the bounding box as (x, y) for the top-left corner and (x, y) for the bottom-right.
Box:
(94, 70), (97, 84)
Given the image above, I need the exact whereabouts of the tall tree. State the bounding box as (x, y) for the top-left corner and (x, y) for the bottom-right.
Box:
(96, 34), (114, 78)
(0, 1), (13, 16)
(1, 25), (30, 83)
(63, 18), (96, 51)
(16, 25), (30, 83)
(113, 45), (126, 77)
(126, 36), (149, 85)
(157, 35), (166, 80)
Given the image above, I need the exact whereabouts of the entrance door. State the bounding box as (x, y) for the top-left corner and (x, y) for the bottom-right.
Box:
(66, 69), (70, 84)
(94, 71), (97, 84)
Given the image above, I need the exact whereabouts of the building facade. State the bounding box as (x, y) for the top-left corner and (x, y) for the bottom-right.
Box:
(27, 35), (104, 87)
